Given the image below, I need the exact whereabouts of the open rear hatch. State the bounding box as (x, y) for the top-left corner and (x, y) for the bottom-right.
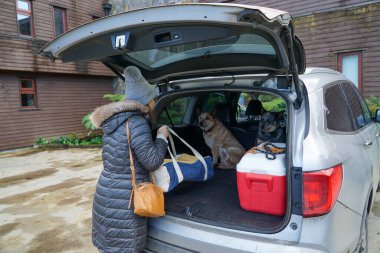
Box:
(40, 3), (305, 107)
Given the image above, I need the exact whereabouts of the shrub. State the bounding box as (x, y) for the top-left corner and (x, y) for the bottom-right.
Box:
(36, 134), (102, 146)
(82, 113), (97, 131)
(365, 96), (380, 117)
(36, 137), (49, 145)
(103, 94), (125, 102)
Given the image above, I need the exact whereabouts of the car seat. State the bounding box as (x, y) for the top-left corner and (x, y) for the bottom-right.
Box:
(245, 99), (265, 121)
(215, 103), (257, 150)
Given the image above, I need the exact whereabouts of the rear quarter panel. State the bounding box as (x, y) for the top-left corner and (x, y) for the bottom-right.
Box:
(302, 80), (372, 215)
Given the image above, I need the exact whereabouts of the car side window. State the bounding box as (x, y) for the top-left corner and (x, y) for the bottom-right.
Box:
(341, 83), (367, 128)
(202, 93), (226, 112)
(159, 97), (191, 125)
(324, 84), (355, 132)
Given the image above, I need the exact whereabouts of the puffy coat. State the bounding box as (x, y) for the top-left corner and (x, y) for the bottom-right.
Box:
(90, 100), (168, 253)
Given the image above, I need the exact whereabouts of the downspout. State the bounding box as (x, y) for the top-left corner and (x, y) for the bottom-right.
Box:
(285, 27), (303, 109)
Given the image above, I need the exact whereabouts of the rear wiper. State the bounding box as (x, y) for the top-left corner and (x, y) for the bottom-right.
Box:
(285, 27), (303, 109)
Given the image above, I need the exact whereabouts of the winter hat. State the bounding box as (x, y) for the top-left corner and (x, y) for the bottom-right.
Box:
(124, 66), (158, 105)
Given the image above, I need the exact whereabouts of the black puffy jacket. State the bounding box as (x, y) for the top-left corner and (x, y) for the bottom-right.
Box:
(90, 100), (167, 253)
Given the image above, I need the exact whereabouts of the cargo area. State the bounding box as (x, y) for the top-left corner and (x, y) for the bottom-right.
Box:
(165, 169), (284, 231)
(153, 89), (290, 232)
(161, 123), (287, 232)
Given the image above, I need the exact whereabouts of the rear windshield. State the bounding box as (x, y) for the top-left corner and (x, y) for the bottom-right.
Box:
(126, 33), (276, 68)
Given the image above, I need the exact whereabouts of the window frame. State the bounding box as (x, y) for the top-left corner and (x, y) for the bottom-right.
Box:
(337, 51), (363, 92)
(19, 78), (38, 109)
(53, 6), (68, 37)
(16, 0), (34, 37)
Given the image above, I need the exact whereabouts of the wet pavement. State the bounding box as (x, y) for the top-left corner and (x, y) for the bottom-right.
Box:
(0, 148), (379, 252)
(0, 149), (101, 253)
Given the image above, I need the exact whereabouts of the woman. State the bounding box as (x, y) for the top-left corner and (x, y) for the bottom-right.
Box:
(90, 66), (169, 253)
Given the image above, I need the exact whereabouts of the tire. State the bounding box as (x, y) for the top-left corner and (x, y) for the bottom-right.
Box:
(358, 202), (369, 253)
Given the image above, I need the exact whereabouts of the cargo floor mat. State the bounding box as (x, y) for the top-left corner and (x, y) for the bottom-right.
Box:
(164, 170), (284, 231)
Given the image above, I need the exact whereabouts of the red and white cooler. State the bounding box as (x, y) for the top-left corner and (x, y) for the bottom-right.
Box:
(236, 143), (286, 216)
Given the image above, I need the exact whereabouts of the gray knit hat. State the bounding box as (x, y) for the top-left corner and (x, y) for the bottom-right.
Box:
(124, 66), (158, 105)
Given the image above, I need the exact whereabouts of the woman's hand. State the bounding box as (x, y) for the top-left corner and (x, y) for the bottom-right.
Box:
(157, 125), (169, 139)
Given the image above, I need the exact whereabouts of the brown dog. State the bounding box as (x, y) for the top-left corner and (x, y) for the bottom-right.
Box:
(198, 112), (245, 169)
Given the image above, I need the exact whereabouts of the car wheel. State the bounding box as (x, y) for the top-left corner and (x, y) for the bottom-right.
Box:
(358, 203), (369, 253)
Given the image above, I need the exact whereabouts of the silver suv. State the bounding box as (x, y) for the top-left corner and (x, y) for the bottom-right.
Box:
(41, 3), (380, 253)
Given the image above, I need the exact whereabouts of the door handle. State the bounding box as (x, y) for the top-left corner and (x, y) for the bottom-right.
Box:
(365, 140), (373, 146)
(376, 132), (380, 138)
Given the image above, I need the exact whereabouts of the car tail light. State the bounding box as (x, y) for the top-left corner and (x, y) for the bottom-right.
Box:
(303, 164), (343, 217)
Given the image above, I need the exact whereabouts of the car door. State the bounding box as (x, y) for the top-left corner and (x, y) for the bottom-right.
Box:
(342, 83), (380, 192)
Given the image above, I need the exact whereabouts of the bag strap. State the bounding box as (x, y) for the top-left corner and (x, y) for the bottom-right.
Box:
(166, 141), (184, 182)
(126, 120), (136, 187)
(167, 127), (209, 181)
(167, 131), (177, 157)
(126, 120), (136, 209)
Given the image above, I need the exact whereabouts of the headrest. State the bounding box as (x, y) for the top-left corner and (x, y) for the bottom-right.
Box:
(215, 103), (235, 126)
(245, 100), (265, 116)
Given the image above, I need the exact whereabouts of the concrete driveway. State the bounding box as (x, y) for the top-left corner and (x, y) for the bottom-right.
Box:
(0, 148), (380, 253)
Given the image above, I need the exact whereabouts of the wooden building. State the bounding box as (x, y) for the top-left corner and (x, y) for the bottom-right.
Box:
(200, 0), (380, 97)
(0, 0), (115, 150)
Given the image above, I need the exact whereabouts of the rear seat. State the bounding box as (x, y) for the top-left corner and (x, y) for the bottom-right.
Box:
(215, 103), (258, 150)
(239, 99), (265, 132)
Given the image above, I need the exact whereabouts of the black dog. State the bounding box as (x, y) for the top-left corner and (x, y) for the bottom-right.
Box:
(257, 111), (286, 144)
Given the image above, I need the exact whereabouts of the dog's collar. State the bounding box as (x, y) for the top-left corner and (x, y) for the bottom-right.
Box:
(202, 125), (215, 134)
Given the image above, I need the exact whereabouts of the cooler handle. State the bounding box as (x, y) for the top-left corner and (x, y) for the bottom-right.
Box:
(246, 174), (273, 191)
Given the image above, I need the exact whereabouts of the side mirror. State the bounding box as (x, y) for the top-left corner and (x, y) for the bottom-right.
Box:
(375, 109), (380, 123)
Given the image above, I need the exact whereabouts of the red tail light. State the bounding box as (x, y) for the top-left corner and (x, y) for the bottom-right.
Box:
(303, 164), (343, 217)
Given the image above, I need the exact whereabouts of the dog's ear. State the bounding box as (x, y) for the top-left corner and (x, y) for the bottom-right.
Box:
(210, 110), (216, 118)
(195, 107), (201, 117)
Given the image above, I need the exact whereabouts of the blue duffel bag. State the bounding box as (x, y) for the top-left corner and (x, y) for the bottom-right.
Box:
(152, 128), (214, 192)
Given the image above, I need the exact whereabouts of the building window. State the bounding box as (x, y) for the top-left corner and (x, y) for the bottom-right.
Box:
(337, 51), (363, 91)
(19, 78), (37, 108)
(16, 0), (33, 36)
(53, 7), (68, 37)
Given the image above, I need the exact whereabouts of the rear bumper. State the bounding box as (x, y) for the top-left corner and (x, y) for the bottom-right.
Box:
(146, 237), (328, 253)
(146, 202), (362, 253)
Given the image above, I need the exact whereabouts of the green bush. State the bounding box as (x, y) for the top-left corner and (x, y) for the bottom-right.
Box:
(365, 96), (380, 117)
(36, 137), (49, 145)
(36, 134), (102, 146)
(82, 113), (97, 131)
(103, 94), (125, 102)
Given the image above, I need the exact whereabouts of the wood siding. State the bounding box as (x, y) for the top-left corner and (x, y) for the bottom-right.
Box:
(199, 0), (370, 16)
(294, 3), (380, 97)
(0, 73), (113, 150)
(0, 0), (113, 76)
